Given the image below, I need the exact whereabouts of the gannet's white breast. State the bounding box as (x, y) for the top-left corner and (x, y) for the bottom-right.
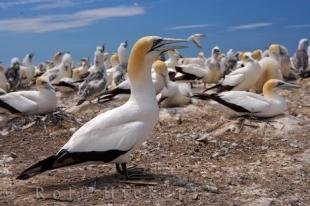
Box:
(60, 99), (159, 162)
(160, 81), (192, 107)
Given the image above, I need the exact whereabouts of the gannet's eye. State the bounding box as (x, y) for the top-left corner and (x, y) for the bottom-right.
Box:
(277, 81), (284, 86)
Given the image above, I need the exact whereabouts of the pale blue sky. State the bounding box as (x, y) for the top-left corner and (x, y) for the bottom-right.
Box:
(0, 0), (309, 66)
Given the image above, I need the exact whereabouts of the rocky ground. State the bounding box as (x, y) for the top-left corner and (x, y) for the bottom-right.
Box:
(0, 78), (309, 206)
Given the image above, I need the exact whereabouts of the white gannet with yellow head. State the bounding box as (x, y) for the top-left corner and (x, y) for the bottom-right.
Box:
(0, 63), (9, 93)
(205, 52), (261, 92)
(155, 60), (192, 107)
(42, 53), (73, 84)
(72, 58), (89, 81)
(97, 57), (170, 102)
(252, 44), (283, 92)
(194, 79), (299, 118)
(17, 36), (186, 180)
(0, 77), (56, 115)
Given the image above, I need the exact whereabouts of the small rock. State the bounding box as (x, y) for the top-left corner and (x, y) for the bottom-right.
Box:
(10, 152), (17, 158)
(192, 193), (199, 200)
(69, 127), (77, 133)
(0, 129), (9, 136)
(231, 143), (238, 148)
(203, 184), (219, 194)
(212, 152), (220, 158)
(195, 133), (209, 142)
(0, 168), (12, 176)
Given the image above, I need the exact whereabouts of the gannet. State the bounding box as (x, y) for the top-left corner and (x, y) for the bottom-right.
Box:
(187, 33), (205, 49)
(107, 41), (128, 88)
(19, 53), (35, 87)
(178, 51), (206, 66)
(156, 60), (192, 107)
(252, 45), (283, 93)
(118, 40), (128, 67)
(194, 79), (299, 118)
(293, 38), (309, 75)
(205, 52), (261, 92)
(42, 53), (73, 84)
(88, 45), (105, 74)
(77, 49), (107, 105)
(164, 49), (182, 80)
(0, 64), (9, 93)
(220, 49), (238, 76)
(175, 63), (221, 87)
(0, 77), (56, 115)
(251, 49), (263, 61)
(34, 63), (47, 78)
(72, 58), (89, 81)
(52, 51), (63, 67)
(5, 57), (20, 91)
(98, 59), (170, 102)
(17, 36), (186, 180)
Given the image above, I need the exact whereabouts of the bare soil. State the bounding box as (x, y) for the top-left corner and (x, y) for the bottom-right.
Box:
(0, 78), (309, 206)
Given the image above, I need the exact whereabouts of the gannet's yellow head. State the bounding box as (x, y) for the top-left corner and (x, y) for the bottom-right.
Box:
(268, 44), (281, 56)
(128, 36), (186, 82)
(251, 49), (262, 60)
(110, 53), (120, 66)
(241, 52), (253, 62)
(263, 79), (300, 97)
(36, 77), (55, 91)
(237, 51), (245, 61)
(153, 60), (167, 75)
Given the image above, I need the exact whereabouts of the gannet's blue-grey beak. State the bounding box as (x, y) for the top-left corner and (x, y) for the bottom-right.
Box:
(149, 38), (188, 54)
(278, 81), (300, 89)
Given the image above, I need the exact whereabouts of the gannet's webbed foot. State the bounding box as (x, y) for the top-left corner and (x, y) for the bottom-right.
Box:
(115, 163), (152, 180)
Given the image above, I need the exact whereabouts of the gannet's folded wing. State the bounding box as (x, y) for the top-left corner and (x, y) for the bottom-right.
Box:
(222, 73), (244, 86)
(219, 91), (271, 113)
(61, 120), (145, 153)
(176, 64), (207, 78)
(0, 92), (38, 113)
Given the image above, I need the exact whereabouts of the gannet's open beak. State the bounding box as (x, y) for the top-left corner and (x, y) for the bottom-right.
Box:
(160, 38), (188, 51)
(149, 38), (187, 54)
(278, 82), (300, 89)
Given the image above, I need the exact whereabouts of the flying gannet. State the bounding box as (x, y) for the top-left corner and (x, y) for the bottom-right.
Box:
(187, 33), (205, 49)
(194, 79), (299, 118)
(17, 36), (186, 180)
(0, 77), (57, 115)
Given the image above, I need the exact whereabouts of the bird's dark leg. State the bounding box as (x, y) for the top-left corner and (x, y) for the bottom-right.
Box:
(118, 163), (152, 180)
(115, 163), (124, 175)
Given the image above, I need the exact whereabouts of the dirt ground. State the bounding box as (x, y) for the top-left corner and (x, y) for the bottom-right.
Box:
(0, 78), (309, 206)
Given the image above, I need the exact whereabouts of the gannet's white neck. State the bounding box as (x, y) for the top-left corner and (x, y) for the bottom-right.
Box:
(127, 46), (156, 104)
